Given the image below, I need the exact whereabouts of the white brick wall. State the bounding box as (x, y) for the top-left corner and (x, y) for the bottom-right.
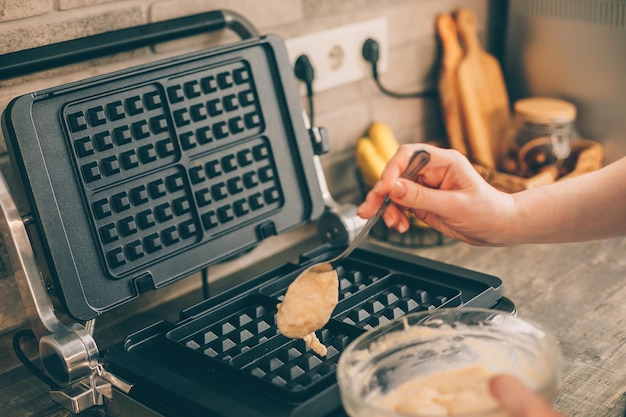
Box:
(0, 0), (53, 21)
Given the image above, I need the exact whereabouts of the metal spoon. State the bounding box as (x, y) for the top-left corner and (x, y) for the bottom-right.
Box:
(318, 149), (431, 270)
(275, 150), (431, 344)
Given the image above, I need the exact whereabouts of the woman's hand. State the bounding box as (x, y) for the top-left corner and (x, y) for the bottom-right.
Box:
(356, 144), (518, 246)
(490, 375), (565, 417)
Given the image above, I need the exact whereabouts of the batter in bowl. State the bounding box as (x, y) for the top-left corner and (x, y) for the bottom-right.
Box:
(373, 364), (500, 416)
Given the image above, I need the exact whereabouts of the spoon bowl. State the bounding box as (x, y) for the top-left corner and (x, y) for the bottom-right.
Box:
(275, 150), (431, 354)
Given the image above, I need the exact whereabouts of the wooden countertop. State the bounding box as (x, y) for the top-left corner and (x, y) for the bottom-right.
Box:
(2, 233), (625, 417)
(403, 237), (626, 417)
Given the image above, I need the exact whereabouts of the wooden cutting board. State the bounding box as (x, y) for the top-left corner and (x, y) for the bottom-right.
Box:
(455, 8), (511, 168)
(436, 13), (468, 156)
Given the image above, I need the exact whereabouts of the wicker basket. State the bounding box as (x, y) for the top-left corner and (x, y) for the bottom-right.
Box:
(474, 139), (604, 193)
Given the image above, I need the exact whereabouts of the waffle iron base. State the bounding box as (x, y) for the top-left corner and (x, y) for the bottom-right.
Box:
(104, 242), (514, 417)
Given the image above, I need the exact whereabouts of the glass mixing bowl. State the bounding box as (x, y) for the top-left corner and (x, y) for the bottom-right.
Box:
(337, 308), (562, 417)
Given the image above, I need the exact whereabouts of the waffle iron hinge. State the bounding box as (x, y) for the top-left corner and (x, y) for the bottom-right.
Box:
(49, 364), (133, 414)
(0, 170), (132, 412)
(304, 111), (367, 246)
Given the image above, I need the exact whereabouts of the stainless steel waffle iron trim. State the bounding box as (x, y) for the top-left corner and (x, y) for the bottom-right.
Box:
(0, 10), (512, 416)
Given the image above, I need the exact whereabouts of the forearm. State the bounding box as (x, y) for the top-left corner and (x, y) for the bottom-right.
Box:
(510, 157), (626, 244)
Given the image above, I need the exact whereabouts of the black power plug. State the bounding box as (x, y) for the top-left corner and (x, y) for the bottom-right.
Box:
(292, 54), (330, 155)
(294, 54), (316, 127)
(362, 38), (381, 76)
(362, 38), (437, 99)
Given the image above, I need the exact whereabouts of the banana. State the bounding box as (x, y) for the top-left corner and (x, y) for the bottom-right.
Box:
(355, 122), (434, 232)
(408, 212), (430, 229)
(355, 137), (386, 186)
(368, 121), (400, 162)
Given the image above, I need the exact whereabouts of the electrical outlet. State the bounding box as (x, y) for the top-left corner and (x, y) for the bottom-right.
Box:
(285, 18), (388, 93)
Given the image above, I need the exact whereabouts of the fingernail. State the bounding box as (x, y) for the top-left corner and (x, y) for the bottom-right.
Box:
(382, 210), (393, 227)
(390, 180), (407, 198)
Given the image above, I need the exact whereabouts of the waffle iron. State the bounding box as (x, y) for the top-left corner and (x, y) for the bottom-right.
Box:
(0, 10), (513, 417)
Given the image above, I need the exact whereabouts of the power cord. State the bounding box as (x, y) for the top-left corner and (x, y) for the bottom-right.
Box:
(362, 38), (437, 99)
(13, 328), (59, 388)
(294, 54), (316, 127)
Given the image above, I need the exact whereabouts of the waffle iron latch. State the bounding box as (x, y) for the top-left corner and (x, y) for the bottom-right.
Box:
(309, 124), (330, 156)
(303, 111), (368, 245)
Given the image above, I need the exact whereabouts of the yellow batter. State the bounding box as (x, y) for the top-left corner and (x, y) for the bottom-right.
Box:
(375, 365), (500, 416)
(275, 263), (339, 356)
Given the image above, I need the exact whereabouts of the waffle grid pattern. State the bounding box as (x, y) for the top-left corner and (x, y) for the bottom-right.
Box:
(169, 260), (462, 398)
(62, 60), (284, 276)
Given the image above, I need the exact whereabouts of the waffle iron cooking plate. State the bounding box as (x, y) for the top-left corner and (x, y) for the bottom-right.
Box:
(2, 35), (324, 320)
(104, 242), (506, 417)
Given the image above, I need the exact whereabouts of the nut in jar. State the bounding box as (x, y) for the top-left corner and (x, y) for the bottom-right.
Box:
(503, 97), (579, 178)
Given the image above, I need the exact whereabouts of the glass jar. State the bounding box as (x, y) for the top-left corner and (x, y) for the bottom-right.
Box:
(503, 97), (579, 177)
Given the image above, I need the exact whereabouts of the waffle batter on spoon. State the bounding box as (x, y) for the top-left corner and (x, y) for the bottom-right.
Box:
(276, 262), (339, 356)
(276, 151), (431, 356)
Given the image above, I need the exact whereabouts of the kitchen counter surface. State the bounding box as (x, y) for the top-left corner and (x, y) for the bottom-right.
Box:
(2, 232), (625, 417)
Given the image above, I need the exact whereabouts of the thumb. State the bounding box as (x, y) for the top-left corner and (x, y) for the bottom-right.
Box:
(489, 375), (560, 417)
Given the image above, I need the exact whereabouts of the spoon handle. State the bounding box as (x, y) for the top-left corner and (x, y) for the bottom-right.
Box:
(330, 149), (431, 265)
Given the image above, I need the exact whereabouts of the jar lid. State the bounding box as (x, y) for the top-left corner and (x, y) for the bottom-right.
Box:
(514, 97), (577, 124)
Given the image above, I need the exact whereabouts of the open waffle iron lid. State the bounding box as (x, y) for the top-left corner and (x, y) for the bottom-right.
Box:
(1, 34), (325, 321)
